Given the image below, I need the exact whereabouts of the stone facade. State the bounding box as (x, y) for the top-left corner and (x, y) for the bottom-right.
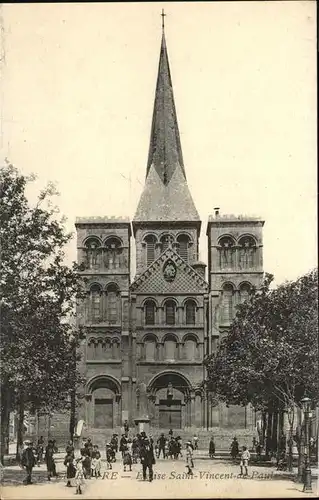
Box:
(75, 30), (265, 432)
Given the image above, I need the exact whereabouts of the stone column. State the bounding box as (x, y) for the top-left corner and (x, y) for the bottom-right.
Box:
(158, 342), (164, 361)
(190, 392), (196, 427)
(177, 306), (183, 325)
(195, 393), (202, 427)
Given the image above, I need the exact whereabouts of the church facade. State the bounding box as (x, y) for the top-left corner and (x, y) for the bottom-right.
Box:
(75, 29), (264, 431)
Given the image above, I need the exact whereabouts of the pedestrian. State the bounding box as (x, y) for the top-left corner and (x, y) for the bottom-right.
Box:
(119, 434), (127, 458)
(45, 440), (56, 481)
(132, 438), (139, 464)
(64, 452), (76, 487)
(66, 439), (75, 458)
(176, 436), (183, 458)
(185, 441), (194, 476)
(239, 446), (250, 477)
(110, 434), (118, 454)
(91, 445), (101, 478)
(139, 437), (155, 482)
(124, 420), (129, 436)
(123, 443), (132, 472)
(21, 440), (36, 485)
(230, 437), (239, 460)
(106, 444), (113, 469)
(209, 436), (215, 459)
(36, 436), (44, 465)
(164, 439), (169, 459)
(193, 434), (199, 450)
(81, 442), (91, 479)
(168, 428), (173, 438)
(75, 454), (85, 495)
(256, 441), (262, 461)
(157, 433), (166, 459)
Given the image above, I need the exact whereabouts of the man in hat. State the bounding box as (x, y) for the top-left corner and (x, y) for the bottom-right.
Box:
(21, 441), (36, 485)
(157, 433), (166, 459)
(139, 437), (155, 482)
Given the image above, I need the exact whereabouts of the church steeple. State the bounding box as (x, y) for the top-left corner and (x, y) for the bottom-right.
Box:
(133, 17), (200, 223)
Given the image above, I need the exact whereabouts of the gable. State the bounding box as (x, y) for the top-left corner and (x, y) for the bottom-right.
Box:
(130, 248), (208, 294)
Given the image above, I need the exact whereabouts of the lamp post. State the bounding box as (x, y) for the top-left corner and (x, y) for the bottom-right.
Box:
(301, 397), (312, 493)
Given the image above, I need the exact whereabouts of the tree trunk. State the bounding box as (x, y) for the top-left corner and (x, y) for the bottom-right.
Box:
(69, 387), (76, 442)
(265, 410), (273, 459)
(15, 396), (25, 462)
(272, 410), (278, 453)
(0, 385), (11, 465)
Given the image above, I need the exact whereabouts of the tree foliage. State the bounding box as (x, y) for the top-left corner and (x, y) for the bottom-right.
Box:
(0, 161), (86, 422)
(205, 270), (319, 413)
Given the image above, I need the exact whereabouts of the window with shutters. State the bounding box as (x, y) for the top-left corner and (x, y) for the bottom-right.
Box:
(145, 300), (156, 325)
(165, 300), (176, 325)
(106, 284), (120, 324)
(221, 284), (235, 323)
(185, 299), (196, 325)
(90, 285), (102, 322)
(144, 235), (156, 266)
(177, 234), (191, 262)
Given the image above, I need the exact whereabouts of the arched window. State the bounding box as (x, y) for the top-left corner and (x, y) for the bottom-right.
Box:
(183, 335), (197, 361)
(239, 283), (251, 304)
(165, 300), (176, 325)
(160, 234), (174, 253)
(144, 235), (156, 266)
(219, 237), (235, 268)
(104, 237), (122, 269)
(106, 284), (120, 324)
(177, 234), (191, 262)
(238, 236), (256, 269)
(185, 299), (196, 325)
(144, 335), (157, 361)
(164, 334), (177, 361)
(90, 285), (102, 322)
(85, 238), (100, 270)
(145, 300), (156, 325)
(221, 284), (234, 323)
(112, 340), (120, 358)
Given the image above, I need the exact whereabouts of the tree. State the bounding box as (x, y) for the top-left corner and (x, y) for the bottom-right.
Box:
(205, 269), (318, 469)
(0, 161), (86, 462)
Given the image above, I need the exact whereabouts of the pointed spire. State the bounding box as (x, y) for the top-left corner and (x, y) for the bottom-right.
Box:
(146, 19), (185, 184)
(133, 17), (200, 223)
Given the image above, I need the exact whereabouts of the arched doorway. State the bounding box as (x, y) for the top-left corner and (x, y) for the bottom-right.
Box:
(86, 375), (121, 429)
(147, 372), (192, 429)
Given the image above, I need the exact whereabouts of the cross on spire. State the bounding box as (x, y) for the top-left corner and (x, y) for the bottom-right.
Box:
(161, 9), (166, 32)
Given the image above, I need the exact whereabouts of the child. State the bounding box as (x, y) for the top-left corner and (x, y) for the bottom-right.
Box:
(164, 439), (169, 459)
(240, 446), (250, 477)
(75, 454), (85, 495)
(64, 452), (76, 487)
(91, 445), (101, 478)
(106, 444), (113, 470)
(186, 441), (194, 476)
(122, 443), (132, 472)
(193, 435), (199, 450)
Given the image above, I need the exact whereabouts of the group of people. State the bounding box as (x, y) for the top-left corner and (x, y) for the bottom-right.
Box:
(20, 437), (58, 485)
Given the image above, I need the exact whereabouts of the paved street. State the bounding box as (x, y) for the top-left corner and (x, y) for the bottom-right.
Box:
(1, 452), (318, 499)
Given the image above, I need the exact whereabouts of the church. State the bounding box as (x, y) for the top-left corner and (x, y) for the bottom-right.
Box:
(75, 22), (264, 433)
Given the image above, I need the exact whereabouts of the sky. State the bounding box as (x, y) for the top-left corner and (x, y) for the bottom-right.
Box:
(1, 1), (317, 285)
